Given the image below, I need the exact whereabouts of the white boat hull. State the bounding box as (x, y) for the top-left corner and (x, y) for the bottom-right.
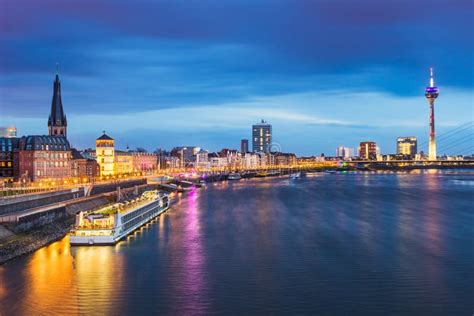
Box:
(70, 193), (170, 246)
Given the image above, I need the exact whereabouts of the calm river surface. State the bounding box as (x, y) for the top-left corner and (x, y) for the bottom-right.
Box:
(1, 171), (473, 315)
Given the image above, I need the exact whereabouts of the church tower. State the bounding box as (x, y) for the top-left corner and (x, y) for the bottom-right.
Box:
(48, 67), (67, 137)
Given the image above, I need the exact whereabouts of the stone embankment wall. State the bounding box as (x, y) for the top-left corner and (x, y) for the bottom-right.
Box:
(0, 195), (112, 265)
(90, 179), (146, 195)
(0, 189), (84, 216)
(0, 179), (147, 216)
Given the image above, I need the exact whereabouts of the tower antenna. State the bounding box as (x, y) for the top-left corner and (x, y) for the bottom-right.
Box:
(429, 67), (434, 87)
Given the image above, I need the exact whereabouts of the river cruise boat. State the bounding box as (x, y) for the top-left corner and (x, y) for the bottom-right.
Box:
(70, 191), (170, 245)
(228, 172), (242, 180)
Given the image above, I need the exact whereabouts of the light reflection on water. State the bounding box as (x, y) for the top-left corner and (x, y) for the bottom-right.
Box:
(0, 171), (473, 315)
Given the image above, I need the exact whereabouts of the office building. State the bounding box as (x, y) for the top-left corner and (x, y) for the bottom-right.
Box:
(359, 141), (377, 160)
(397, 137), (417, 158)
(252, 119), (272, 153)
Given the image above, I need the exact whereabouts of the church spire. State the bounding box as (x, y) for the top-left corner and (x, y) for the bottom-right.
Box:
(48, 66), (67, 137)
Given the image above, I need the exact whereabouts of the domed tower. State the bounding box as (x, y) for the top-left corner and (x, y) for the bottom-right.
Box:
(425, 67), (439, 160)
(48, 67), (67, 137)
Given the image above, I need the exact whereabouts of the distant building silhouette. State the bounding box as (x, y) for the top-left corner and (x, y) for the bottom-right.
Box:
(240, 139), (249, 153)
(0, 127), (17, 138)
(336, 146), (355, 158)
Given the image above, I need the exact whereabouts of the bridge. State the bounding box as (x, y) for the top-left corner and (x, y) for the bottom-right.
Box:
(347, 159), (474, 169)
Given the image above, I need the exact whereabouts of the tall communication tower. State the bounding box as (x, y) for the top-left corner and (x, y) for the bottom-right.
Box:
(425, 67), (439, 160)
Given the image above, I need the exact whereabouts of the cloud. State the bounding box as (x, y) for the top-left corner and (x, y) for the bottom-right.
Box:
(3, 87), (472, 155)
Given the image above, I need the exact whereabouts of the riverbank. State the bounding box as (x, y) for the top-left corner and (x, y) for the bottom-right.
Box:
(0, 195), (113, 265)
(0, 217), (74, 265)
(0, 185), (157, 265)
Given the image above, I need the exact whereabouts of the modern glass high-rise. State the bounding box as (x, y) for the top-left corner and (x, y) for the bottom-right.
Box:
(397, 137), (417, 157)
(252, 120), (272, 153)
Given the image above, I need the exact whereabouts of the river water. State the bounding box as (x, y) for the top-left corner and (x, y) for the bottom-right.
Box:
(1, 171), (473, 315)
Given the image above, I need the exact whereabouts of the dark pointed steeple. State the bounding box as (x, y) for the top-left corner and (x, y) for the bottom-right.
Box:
(48, 65), (67, 137)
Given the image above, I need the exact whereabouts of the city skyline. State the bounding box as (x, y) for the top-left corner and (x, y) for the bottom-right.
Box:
(1, 3), (473, 315)
(1, 0), (473, 155)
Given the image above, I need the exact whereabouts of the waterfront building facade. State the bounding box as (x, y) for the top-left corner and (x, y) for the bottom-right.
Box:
(96, 133), (115, 176)
(18, 135), (72, 181)
(218, 149), (241, 169)
(130, 152), (158, 173)
(241, 152), (260, 168)
(171, 146), (201, 160)
(71, 148), (99, 180)
(164, 156), (181, 169)
(358, 141), (377, 160)
(115, 151), (134, 175)
(196, 150), (210, 170)
(209, 153), (228, 169)
(274, 153), (297, 166)
(397, 137), (417, 158)
(0, 137), (19, 180)
(252, 119), (272, 153)
(171, 146), (201, 168)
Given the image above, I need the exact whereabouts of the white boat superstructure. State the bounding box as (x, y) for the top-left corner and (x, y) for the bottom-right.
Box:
(70, 190), (170, 245)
